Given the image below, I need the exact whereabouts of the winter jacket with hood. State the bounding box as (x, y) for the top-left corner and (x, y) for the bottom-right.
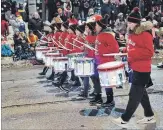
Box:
(126, 21), (154, 72)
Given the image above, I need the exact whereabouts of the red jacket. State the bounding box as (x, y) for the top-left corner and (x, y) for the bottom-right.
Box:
(61, 33), (76, 56)
(85, 35), (96, 58)
(52, 31), (62, 47)
(1, 20), (9, 36)
(59, 31), (69, 46)
(127, 31), (154, 72)
(47, 33), (54, 47)
(95, 30), (119, 64)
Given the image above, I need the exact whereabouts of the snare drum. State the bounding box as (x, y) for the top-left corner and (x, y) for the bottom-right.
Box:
(67, 52), (85, 69)
(74, 58), (94, 76)
(35, 47), (50, 60)
(45, 53), (61, 66)
(52, 57), (68, 72)
(97, 61), (126, 87)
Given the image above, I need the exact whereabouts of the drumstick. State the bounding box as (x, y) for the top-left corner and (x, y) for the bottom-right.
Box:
(103, 53), (127, 56)
(39, 40), (53, 43)
(72, 38), (97, 51)
(51, 38), (71, 51)
(37, 30), (48, 40)
(67, 42), (81, 49)
(58, 41), (72, 51)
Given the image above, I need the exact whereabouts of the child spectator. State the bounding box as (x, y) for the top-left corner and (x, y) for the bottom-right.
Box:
(27, 30), (38, 48)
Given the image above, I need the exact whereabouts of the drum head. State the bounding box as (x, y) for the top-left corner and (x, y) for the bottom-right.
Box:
(97, 61), (124, 71)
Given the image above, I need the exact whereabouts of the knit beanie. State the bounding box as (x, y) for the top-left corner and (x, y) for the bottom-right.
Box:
(62, 21), (69, 29)
(127, 7), (142, 24)
(69, 24), (77, 33)
(96, 14), (109, 29)
(76, 24), (86, 33)
(55, 23), (62, 30)
(86, 22), (96, 31)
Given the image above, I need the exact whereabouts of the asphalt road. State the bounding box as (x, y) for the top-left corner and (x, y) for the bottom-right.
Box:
(1, 65), (163, 130)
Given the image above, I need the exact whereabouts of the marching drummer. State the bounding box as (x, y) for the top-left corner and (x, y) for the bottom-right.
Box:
(89, 15), (119, 107)
(77, 21), (97, 99)
(38, 27), (56, 76)
(47, 21), (70, 80)
(70, 24), (86, 53)
(61, 24), (77, 56)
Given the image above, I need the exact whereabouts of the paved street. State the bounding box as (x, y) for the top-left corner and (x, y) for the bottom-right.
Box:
(1, 64), (163, 130)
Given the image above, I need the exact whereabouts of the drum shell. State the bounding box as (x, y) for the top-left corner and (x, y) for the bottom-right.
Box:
(74, 58), (94, 76)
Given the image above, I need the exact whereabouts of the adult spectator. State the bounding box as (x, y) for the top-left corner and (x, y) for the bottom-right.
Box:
(1, 16), (9, 37)
(28, 12), (43, 39)
(144, 0), (152, 17)
(56, 0), (64, 9)
(101, 0), (114, 19)
(47, 0), (57, 22)
(114, 13), (127, 35)
(11, 1), (18, 15)
(139, 0), (145, 17)
(63, 0), (73, 18)
(72, 0), (80, 18)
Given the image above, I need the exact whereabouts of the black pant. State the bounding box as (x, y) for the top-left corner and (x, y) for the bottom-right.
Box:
(121, 71), (154, 122)
(90, 75), (102, 94)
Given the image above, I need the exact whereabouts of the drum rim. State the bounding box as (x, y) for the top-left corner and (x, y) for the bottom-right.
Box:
(35, 48), (50, 51)
(97, 61), (125, 71)
(67, 52), (85, 56)
(45, 53), (61, 57)
(52, 57), (68, 61)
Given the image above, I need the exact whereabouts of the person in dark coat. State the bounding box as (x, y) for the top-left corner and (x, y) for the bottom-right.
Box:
(28, 12), (43, 39)
(101, 0), (114, 19)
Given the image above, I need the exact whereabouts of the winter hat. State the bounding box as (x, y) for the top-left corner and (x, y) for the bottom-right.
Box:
(69, 24), (77, 33)
(55, 23), (62, 30)
(96, 14), (109, 29)
(76, 24), (86, 33)
(62, 21), (69, 29)
(91, 14), (102, 22)
(86, 22), (96, 31)
(127, 7), (142, 24)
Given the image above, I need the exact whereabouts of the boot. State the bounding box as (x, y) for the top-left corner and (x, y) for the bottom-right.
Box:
(101, 93), (115, 108)
(47, 71), (55, 81)
(39, 67), (48, 75)
(89, 93), (103, 105)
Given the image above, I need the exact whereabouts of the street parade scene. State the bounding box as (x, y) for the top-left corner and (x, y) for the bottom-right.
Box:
(1, 0), (163, 129)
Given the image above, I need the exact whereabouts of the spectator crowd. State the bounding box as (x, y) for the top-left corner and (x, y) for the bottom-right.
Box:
(1, 0), (163, 60)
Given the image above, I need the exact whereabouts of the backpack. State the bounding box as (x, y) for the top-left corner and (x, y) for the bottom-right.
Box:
(19, 22), (25, 32)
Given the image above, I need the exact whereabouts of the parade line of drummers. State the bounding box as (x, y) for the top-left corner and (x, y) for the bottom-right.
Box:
(35, 7), (156, 128)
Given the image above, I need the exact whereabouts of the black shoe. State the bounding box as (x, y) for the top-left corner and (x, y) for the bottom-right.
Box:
(78, 92), (88, 98)
(89, 94), (103, 105)
(101, 100), (115, 108)
(39, 72), (46, 75)
(89, 92), (96, 97)
(157, 64), (163, 69)
(47, 73), (54, 81)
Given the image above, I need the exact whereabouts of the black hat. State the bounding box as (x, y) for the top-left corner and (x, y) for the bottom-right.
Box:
(97, 14), (109, 29)
(86, 22), (96, 31)
(69, 24), (77, 33)
(62, 21), (69, 29)
(54, 23), (62, 30)
(76, 24), (86, 33)
(127, 7), (142, 24)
